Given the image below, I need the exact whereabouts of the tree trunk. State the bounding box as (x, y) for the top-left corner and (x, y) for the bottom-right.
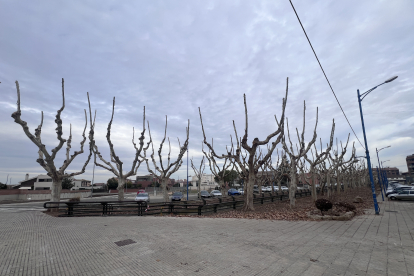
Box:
(327, 173), (331, 198)
(242, 173), (255, 211)
(197, 180), (201, 199)
(289, 162), (297, 207)
(50, 176), (62, 212)
(289, 173), (297, 207)
(51, 177), (62, 202)
(161, 178), (169, 202)
(117, 177), (125, 201)
(311, 173), (317, 202)
(278, 179), (282, 193)
(219, 179), (227, 197)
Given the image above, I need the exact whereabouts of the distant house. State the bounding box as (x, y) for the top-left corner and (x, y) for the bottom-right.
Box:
(17, 174), (53, 190)
(16, 174), (91, 190)
(71, 179), (92, 190)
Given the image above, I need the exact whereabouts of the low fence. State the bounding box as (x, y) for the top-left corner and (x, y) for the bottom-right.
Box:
(43, 189), (312, 217)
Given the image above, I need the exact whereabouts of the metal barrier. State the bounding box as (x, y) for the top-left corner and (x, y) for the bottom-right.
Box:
(43, 189), (312, 217)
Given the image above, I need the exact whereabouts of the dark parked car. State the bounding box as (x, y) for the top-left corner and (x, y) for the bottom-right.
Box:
(228, 188), (241, 196)
(199, 190), (211, 198)
(171, 192), (184, 201)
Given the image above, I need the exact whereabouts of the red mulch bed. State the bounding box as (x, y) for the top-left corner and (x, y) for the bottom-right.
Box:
(170, 187), (376, 221)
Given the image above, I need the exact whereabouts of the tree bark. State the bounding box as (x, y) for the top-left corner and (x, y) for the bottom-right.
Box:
(117, 177), (125, 201)
(161, 178), (169, 202)
(243, 173), (255, 211)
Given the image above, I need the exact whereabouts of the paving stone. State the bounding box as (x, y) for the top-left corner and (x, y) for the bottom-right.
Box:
(0, 200), (413, 275)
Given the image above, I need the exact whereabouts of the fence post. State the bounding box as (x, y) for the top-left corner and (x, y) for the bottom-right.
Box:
(198, 205), (202, 215)
(67, 203), (73, 216)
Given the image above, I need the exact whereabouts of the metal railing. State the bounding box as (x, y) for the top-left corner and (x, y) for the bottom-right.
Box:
(44, 189), (313, 217)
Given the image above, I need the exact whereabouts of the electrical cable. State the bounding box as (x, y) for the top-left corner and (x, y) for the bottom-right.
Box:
(288, 0), (366, 150)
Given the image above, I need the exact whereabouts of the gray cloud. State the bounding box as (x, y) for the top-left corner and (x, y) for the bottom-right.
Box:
(1, 0), (413, 184)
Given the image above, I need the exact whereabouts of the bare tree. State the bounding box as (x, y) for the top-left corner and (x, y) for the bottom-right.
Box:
(281, 101), (318, 207)
(11, 79), (93, 204)
(200, 78), (289, 211)
(303, 122), (335, 202)
(89, 96), (148, 201)
(143, 117), (190, 202)
(190, 152), (205, 198)
(201, 142), (234, 195)
(328, 136), (353, 195)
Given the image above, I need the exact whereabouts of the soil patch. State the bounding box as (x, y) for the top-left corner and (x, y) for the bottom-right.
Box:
(170, 187), (376, 221)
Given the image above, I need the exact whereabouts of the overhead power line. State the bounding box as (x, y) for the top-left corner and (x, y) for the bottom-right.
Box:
(288, 0), (366, 150)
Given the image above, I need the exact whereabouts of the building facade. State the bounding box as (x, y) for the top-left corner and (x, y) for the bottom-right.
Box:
(406, 154), (414, 175)
(190, 174), (218, 190)
(17, 174), (91, 190)
(373, 167), (400, 179)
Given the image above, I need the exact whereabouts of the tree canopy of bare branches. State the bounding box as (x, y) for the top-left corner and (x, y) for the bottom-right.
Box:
(200, 78), (289, 211)
(11, 79), (93, 204)
(88, 96), (148, 201)
(281, 101), (319, 207)
(191, 152), (205, 198)
(143, 116), (190, 202)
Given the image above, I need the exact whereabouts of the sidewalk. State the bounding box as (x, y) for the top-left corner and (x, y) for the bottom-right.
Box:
(0, 200), (413, 276)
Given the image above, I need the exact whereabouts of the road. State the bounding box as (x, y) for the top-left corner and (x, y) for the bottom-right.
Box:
(0, 193), (200, 213)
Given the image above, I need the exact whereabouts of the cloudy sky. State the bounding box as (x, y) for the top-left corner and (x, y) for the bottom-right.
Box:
(1, 0), (413, 185)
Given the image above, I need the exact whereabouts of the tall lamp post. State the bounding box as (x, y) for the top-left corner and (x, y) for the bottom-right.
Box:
(376, 146), (391, 194)
(381, 160), (390, 188)
(357, 76), (398, 215)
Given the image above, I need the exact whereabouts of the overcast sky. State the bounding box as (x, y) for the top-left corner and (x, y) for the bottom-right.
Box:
(1, 0), (413, 185)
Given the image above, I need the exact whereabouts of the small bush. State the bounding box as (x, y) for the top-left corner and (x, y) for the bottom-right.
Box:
(315, 198), (333, 216)
(69, 197), (80, 202)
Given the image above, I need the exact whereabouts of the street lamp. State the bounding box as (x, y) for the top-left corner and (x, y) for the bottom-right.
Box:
(376, 146), (391, 199)
(357, 76), (397, 215)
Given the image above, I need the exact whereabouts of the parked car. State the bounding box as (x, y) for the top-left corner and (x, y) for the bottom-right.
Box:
(386, 186), (413, 197)
(270, 186), (279, 192)
(238, 188), (244, 195)
(261, 186), (269, 193)
(253, 185), (259, 193)
(280, 186), (288, 191)
(135, 192), (150, 203)
(389, 190), (414, 201)
(171, 192), (184, 201)
(199, 190), (211, 198)
(228, 188), (241, 196)
(210, 190), (222, 197)
(137, 189), (146, 194)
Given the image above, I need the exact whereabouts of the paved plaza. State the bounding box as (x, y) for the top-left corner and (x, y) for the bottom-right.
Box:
(0, 200), (413, 276)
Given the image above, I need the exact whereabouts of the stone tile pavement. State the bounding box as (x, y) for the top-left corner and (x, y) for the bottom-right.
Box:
(0, 200), (413, 276)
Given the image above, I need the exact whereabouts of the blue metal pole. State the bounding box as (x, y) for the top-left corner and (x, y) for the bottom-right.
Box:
(186, 145), (189, 201)
(357, 89), (380, 215)
(376, 166), (384, 201)
(375, 149), (385, 201)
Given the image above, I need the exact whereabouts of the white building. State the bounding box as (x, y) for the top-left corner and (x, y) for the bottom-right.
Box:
(17, 174), (91, 190)
(71, 179), (92, 190)
(190, 174), (218, 190)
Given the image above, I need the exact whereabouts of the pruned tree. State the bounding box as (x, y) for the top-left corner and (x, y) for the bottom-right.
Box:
(327, 136), (353, 195)
(89, 96), (148, 201)
(202, 142), (234, 195)
(200, 78), (289, 211)
(11, 79), (93, 204)
(303, 121), (335, 202)
(190, 152), (205, 198)
(143, 117), (190, 202)
(281, 101), (318, 207)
